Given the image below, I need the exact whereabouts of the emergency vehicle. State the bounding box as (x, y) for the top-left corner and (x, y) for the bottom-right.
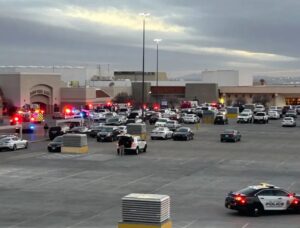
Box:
(225, 183), (300, 216)
(10, 108), (44, 132)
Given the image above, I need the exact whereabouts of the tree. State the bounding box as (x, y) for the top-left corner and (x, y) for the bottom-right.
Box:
(113, 92), (132, 103)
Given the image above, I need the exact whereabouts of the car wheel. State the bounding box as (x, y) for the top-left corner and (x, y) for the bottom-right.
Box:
(12, 144), (17, 151)
(251, 205), (263, 217)
(143, 145), (147, 152)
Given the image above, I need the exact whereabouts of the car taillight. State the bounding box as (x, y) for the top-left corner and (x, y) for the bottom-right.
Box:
(292, 199), (299, 205)
(234, 194), (247, 204)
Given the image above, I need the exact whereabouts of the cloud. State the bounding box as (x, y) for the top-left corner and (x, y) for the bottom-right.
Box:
(62, 6), (185, 33)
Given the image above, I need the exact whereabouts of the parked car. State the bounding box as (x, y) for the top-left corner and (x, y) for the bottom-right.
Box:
(237, 112), (253, 123)
(150, 127), (173, 140)
(220, 129), (241, 142)
(89, 126), (104, 138)
(117, 126), (127, 134)
(285, 109), (297, 118)
(173, 127), (194, 141)
(282, 117), (296, 127)
(253, 104), (265, 113)
(253, 112), (268, 124)
(52, 112), (64, 119)
(0, 136), (28, 151)
(282, 105), (293, 115)
(182, 114), (199, 124)
(106, 116), (124, 126)
(154, 118), (169, 127)
(296, 105), (300, 115)
(67, 126), (90, 134)
(165, 120), (181, 131)
(96, 126), (121, 142)
(268, 110), (280, 119)
(47, 136), (63, 152)
(49, 125), (69, 140)
(214, 114), (228, 125)
(126, 118), (143, 125)
(117, 134), (147, 155)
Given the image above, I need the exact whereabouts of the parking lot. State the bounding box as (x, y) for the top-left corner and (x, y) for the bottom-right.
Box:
(1, 119), (300, 228)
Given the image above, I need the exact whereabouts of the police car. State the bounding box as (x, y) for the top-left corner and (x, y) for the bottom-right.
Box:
(225, 183), (300, 216)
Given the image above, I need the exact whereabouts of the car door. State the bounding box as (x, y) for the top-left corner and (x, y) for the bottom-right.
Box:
(272, 189), (293, 210)
(257, 190), (284, 211)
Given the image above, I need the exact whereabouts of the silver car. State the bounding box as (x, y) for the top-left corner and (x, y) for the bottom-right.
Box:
(0, 136), (28, 151)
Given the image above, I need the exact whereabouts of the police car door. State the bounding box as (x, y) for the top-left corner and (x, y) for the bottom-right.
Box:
(272, 189), (292, 210)
(257, 190), (281, 211)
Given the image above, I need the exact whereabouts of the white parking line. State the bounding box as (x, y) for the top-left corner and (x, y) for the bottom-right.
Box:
(27, 170), (90, 189)
(78, 174), (115, 190)
(7, 210), (54, 228)
(118, 174), (154, 188)
(242, 223), (249, 228)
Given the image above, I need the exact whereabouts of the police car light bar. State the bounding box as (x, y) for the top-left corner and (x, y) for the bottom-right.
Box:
(260, 183), (275, 188)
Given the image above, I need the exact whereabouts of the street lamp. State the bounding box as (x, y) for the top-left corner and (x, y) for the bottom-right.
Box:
(153, 38), (162, 104)
(139, 12), (150, 120)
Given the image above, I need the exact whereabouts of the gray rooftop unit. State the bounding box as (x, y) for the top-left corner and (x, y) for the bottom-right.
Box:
(122, 193), (170, 224)
(63, 134), (87, 147)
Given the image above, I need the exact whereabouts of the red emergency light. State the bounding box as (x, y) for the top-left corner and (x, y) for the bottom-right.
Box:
(65, 108), (71, 114)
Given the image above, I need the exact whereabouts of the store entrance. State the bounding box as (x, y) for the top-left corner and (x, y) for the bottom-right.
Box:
(285, 98), (300, 105)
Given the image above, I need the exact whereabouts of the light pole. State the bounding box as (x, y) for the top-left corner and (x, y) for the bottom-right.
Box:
(139, 12), (150, 120)
(153, 38), (162, 104)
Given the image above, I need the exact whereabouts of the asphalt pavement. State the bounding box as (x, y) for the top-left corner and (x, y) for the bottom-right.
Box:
(1, 118), (300, 228)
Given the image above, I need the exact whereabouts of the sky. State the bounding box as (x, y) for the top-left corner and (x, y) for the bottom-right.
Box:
(1, 0), (300, 82)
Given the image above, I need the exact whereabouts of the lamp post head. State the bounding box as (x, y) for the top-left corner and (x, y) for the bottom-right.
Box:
(139, 12), (150, 17)
(154, 38), (162, 44)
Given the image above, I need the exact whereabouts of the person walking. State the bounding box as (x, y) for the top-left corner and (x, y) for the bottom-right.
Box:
(43, 123), (49, 136)
(118, 138), (125, 156)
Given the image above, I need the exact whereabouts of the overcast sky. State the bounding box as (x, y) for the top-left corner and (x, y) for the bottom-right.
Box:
(1, 0), (300, 80)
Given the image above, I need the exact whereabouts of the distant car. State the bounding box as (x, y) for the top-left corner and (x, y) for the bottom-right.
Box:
(47, 136), (63, 152)
(154, 118), (169, 127)
(285, 109), (297, 118)
(182, 114), (199, 124)
(96, 126), (121, 142)
(117, 134), (147, 155)
(89, 125), (104, 138)
(173, 127), (194, 141)
(52, 112), (64, 119)
(67, 126), (90, 134)
(49, 126), (69, 140)
(117, 126), (127, 134)
(220, 129), (241, 142)
(295, 105), (300, 115)
(253, 112), (268, 124)
(268, 110), (280, 119)
(214, 114), (228, 125)
(282, 105), (293, 115)
(0, 136), (28, 151)
(165, 120), (181, 131)
(253, 104), (265, 113)
(237, 112), (253, 123)
(282, 117), (296, 127)
(118, 108), (130, 116)
(126, 118), (143, 125)
(106, 116), (123, 126)
(151, 127), (173, 140)
(225, 183), (300, 216)
(242, 109), (253, 116)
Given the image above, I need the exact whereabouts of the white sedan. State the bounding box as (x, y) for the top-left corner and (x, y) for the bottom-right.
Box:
(0, 136), (28, 151)
(151, 127), (173, 140)
(282, 117), (296, 127)
(154, 118), (170, 127)
(182, 114), (199, 123)
(268, 110), (280, 119)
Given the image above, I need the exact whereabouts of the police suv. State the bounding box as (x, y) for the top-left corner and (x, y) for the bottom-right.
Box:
(225, 183), (300, 216)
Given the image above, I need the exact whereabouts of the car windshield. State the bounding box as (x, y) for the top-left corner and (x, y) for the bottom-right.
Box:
(224, 129), (235, 134)
(53, 137), (63, 142)
(186, 114), (194, 117)
(100, 127), (114, 132)
(256, 113), (265, 116)
(156, 127), (165, 131)
(284, 117), (293, 121)
(167, 121), (175, 124)
(256, 105), (263, 108)
(119, 109), (128, 112)
(158, 119), (168, 122)
(107, 118), (119, 122)
(240, 113), (248, 116)
(177, 128), (188, 132)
